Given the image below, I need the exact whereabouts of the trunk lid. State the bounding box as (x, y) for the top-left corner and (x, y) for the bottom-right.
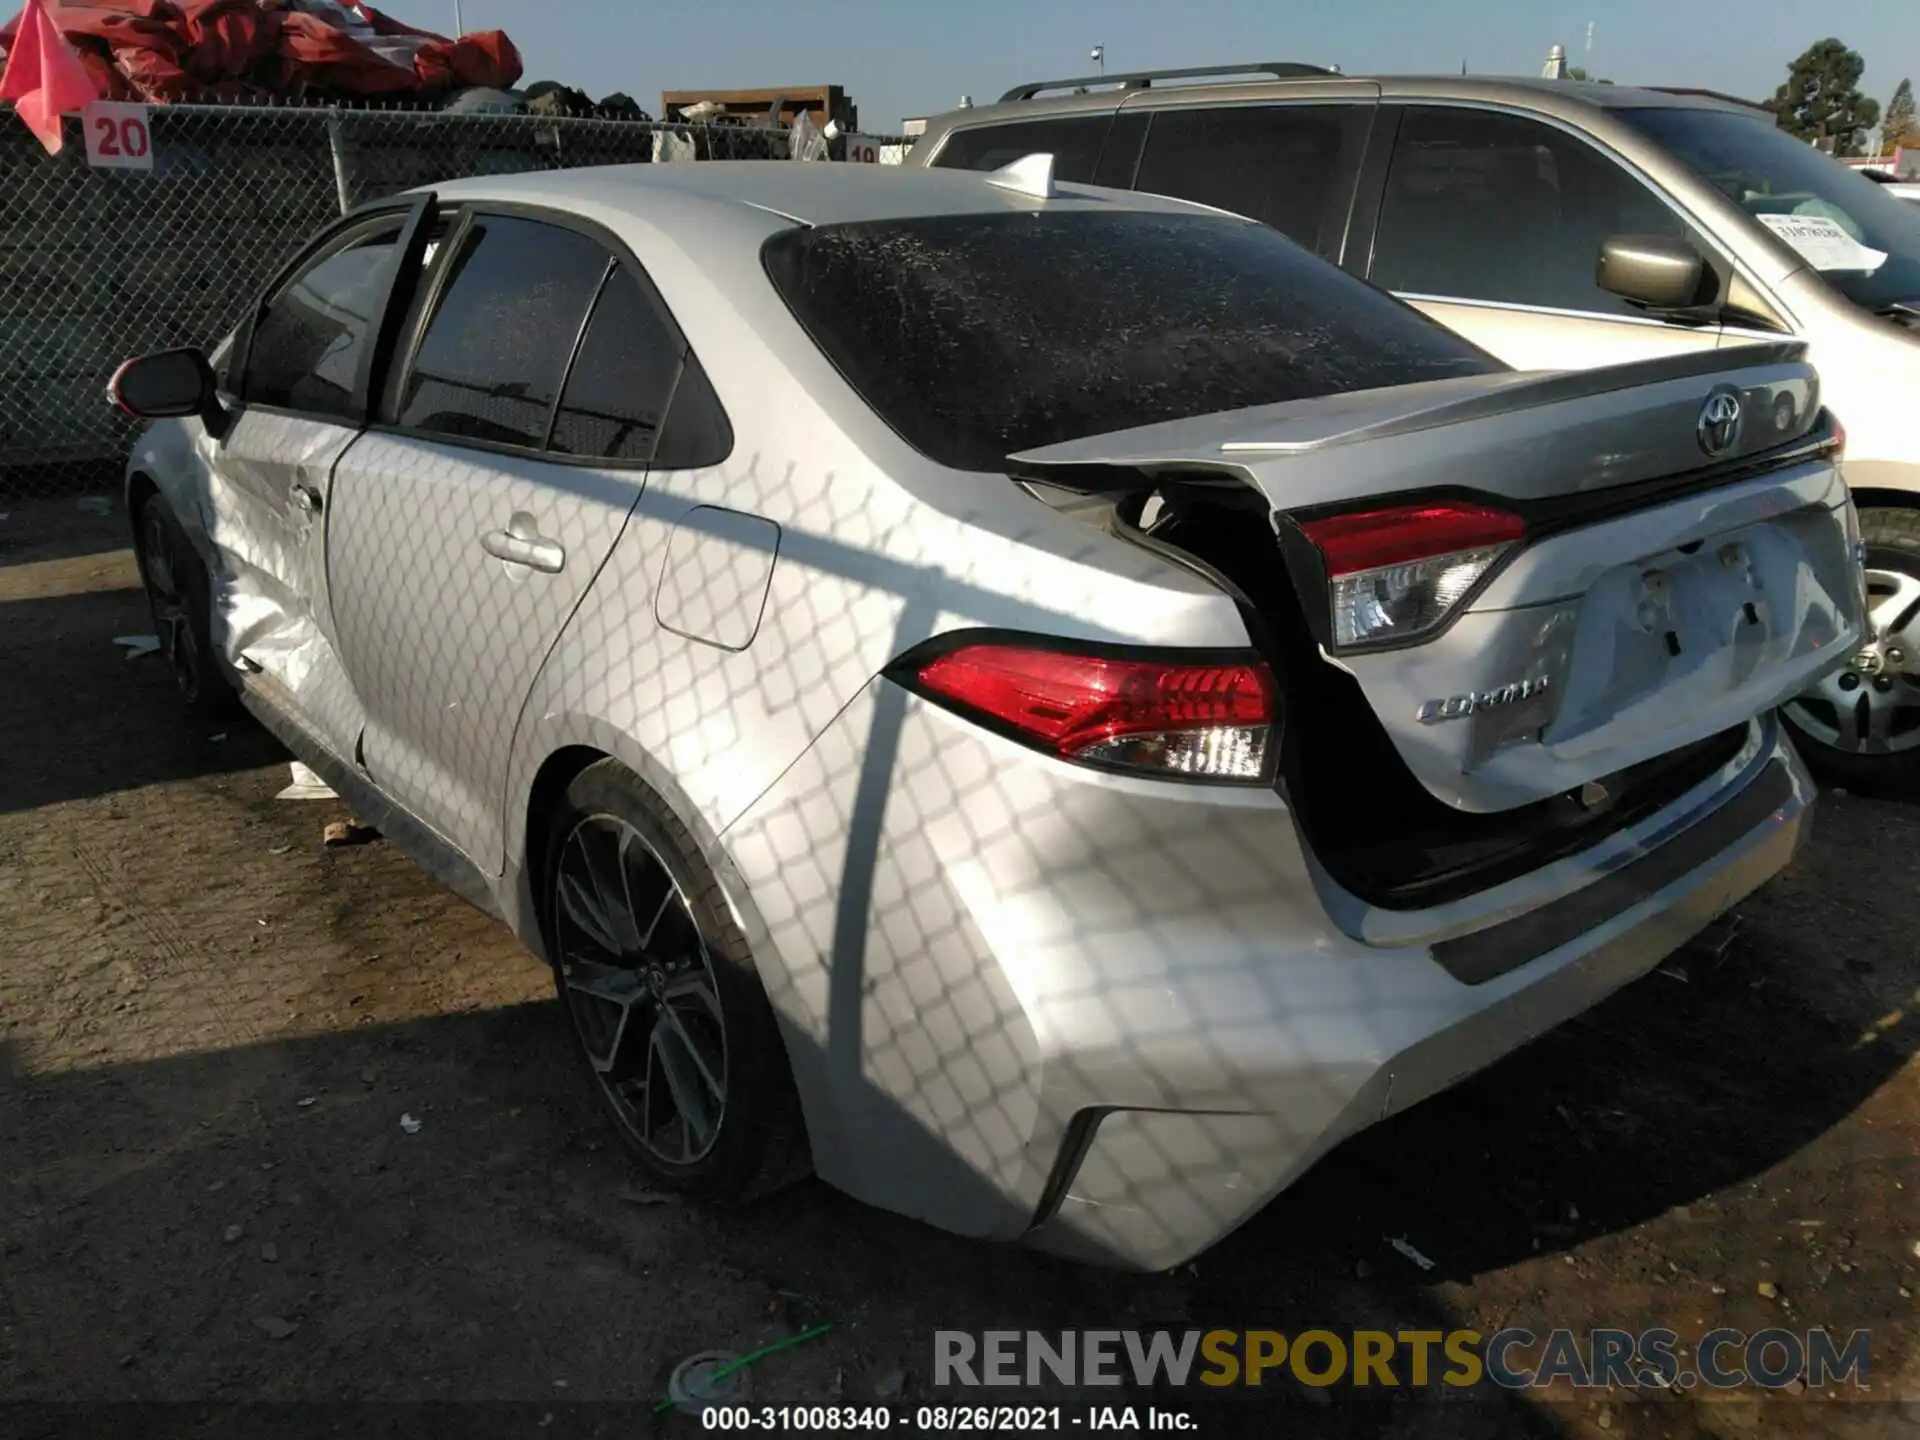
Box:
(1010, 344), (1866, 813)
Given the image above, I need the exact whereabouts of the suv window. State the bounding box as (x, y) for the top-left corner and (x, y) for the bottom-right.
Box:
(398, 215), (609, 448)
(762, 210), (1496, 473)
(1370, 106), (1690, 316)
(1133, 104), (1370, 255)
(929, 115), (1111, 184)
(548, 264), (685, 462)
(243, 219), (403, 418)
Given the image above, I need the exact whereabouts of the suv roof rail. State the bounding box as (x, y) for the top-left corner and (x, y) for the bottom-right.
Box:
(998, 62), (1340, 104)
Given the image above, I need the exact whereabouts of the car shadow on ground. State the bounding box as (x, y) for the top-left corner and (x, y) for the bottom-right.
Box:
(0, 495), (137, 570)
(0, 584), (286, 815)
(4, 844), (1912, 1435)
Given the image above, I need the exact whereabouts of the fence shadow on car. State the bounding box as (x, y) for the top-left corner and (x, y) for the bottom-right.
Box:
(4, 444), (1915, 1429)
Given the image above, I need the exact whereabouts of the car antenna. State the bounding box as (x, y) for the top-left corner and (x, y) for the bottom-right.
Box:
(985, 153), (1057, 199)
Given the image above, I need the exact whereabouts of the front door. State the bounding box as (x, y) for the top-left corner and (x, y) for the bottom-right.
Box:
(1365, 105), (1731, 371)
(328, 212), (691, 870)
(204, 206), (423, 758)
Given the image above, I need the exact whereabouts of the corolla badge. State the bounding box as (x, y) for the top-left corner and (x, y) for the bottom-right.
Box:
(1697, 388), (1744, 457)
(1417, 675), (1551, 724)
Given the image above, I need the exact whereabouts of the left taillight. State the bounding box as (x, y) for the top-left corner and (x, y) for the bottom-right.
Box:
(1298, 501), (1525, 650)
(904, 641), (1278, 783)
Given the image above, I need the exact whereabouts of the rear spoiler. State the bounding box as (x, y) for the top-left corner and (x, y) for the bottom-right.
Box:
(1007, 341), (1809, 478)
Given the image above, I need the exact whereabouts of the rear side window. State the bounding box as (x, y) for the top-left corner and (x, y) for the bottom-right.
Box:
(1133, 104), (1370, 255)
(1370, 106), (1691, 315)
(762, 210), (1497, 473)
(652, 353), (733, 470)
(398, 215), (608, 448)
(548, 264), (685, 462)
(244, 220), (402, 418)
(929, 116), (1112, 184)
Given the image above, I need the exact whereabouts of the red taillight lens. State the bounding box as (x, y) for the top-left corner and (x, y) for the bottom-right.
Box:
(1298, 501), (1525, 649)
(913, 644), (1277, 781)
(1300, 503), (1525, 575)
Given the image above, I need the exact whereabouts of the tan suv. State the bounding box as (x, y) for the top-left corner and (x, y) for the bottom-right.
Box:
(913, 63), (1920, 792)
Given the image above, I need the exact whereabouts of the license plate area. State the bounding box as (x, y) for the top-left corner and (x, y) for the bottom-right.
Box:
(1545, 512), (1838, 754)
(1629, 540), (1771, 666)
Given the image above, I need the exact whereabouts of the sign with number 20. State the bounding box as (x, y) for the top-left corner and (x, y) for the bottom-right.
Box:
(83, 102), (153, 171)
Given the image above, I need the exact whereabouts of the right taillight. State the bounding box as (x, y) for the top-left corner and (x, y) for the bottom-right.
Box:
(907, 641), (1278, 783)
(1299, 501), (1526, 650)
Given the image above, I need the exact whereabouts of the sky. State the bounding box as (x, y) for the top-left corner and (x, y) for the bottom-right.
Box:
(394, 0), (1919, 135)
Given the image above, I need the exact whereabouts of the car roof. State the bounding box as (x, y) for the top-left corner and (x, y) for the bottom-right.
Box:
(425, 160), (1221, 229)
(915, 73), (1765, 147)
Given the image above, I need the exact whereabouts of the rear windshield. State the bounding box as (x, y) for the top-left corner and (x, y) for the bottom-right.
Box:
(761, 210), (1500, 472)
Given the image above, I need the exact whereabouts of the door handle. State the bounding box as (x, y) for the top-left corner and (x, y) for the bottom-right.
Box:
(482, 526), (565, 573)
(291, 481), (323, 516)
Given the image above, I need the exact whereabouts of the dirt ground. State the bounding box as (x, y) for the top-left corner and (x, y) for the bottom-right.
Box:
(2, 494), (1917, 1439)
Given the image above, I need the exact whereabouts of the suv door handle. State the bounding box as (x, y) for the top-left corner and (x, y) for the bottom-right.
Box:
(482, 526), (565, 573)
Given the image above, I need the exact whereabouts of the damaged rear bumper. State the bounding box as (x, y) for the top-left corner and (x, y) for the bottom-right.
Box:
(1018, 716), (1811, 1271)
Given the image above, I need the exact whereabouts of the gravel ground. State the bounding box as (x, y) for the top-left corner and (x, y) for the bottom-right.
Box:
(2, 498), (1916, 1439)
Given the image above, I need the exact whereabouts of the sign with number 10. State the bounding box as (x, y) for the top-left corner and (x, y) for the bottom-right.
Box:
(83, 102), (153, 171)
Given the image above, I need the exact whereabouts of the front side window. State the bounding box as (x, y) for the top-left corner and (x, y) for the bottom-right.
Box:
(1133, 104), (1370, 255)
(1371, 106), (1690, 316)
(243, 219), (402, 418)
(929, 115), (1112, 184)
(398, 215), (608, 448)
(1616, 105), (1920, 317)
(762, 210), (1497, 473)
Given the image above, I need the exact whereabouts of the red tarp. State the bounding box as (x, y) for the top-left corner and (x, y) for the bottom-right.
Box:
(0, 0), (520, 103)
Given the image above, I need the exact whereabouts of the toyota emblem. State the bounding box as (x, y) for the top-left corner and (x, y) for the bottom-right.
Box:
(1697, 389), (1744, 457)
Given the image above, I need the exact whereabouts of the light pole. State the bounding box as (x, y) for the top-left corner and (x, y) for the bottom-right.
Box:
(1090, 45), (1105, 76)
(453, 1), (464, 35)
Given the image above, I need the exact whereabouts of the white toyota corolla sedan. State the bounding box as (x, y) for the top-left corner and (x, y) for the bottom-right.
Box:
(111, 159), (1863, 1269)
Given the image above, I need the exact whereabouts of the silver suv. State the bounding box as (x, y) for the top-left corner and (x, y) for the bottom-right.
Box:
(914, 64), (1920, 791)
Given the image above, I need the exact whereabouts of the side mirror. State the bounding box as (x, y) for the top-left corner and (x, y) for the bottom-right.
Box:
(107, 347), (230, 437)
(1595, 233), (1709, 312)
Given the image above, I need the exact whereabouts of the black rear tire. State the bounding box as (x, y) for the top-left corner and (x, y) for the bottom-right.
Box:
(130, 491), (241, 721)
(1782, 505), (1920, 797)
(541, 759), (808, 1201)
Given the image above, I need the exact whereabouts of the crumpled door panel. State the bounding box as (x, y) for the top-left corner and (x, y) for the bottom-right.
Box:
(200, 408), (369, 763)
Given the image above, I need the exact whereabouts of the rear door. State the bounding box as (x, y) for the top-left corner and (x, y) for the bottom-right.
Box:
(326, 210), (695, 870)
(205, 198), (431, 757)
(1123, 96), (1380, 261)
(1360, 105), (1735, 369)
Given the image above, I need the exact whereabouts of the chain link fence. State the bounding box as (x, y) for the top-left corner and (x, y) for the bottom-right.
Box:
(0, 101), (910, 501)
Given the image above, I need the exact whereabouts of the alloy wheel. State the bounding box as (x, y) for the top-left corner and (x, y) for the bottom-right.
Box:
(552, 813), (729, 1165)
(1784, 562), (1920, 756)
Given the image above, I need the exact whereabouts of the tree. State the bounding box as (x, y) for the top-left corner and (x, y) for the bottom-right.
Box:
(1770, 38), (1881, 158)
(1884, 77), (1917, 154)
